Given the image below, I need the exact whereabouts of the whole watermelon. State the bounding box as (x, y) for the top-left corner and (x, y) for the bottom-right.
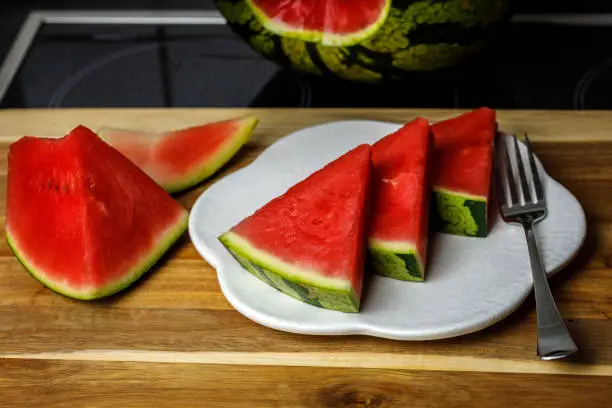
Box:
(215, 0), (510, 83)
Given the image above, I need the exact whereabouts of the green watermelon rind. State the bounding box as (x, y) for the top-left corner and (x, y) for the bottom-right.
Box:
(432, 187), (488, 238)
(368, 239), (425, 282)
(6, 210), (189, 301)
(245, 0), (392, 47)
(162, 116), (259, 194)
(218, 231), (360, 313)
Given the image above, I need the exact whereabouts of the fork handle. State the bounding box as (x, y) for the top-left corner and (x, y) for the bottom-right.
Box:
(524, 223), (578, 360)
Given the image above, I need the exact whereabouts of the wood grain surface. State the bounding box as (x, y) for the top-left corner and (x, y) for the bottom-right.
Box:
(1, 108), (611, 407)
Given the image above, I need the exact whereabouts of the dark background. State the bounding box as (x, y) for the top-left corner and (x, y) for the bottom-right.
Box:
(0, 2), (221, 62)
(3, 1), (612, 110)
(1, 1), (609, 64)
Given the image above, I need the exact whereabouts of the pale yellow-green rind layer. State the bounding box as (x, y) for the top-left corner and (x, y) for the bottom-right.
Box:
(6, 210), (188, 301)
(433, 186), (487, 202)
(368, 239), (425, 282)
(162, 116), (258, 194)
(245, 0), (391, 47)
(432, 187), (488, 238)
(218, 231), (360, 313)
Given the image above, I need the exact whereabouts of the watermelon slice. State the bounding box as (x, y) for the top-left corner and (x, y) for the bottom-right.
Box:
(246, 0), (391, 46)
(98, 116), (258, 194)
(5, 125), (189, 300)
(367, 117), (433, 281)
(430, 107), (496, 237)
(218, 144), (372, 313)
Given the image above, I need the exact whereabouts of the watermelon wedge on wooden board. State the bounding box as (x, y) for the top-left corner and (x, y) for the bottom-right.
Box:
(218, 144), (372, 313)
(430, 107), (496, 237)
(98, 116), (258, 194)
(368, 117), (433, 281)
(5, 125), (189, 300)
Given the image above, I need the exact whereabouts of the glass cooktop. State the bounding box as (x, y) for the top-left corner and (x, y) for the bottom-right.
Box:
(2, 10), (612, 110)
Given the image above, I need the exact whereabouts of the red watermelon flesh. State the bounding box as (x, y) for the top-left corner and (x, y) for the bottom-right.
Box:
(430, 107), (496, 151)
(219, 144), (372, 312)
(433, 144), (493, 198)
(247, 0), (391, 46)
(5, 125), (188, 300)
(430, 107), (496, 237)
(368, 117), (433, 281)
(98, 116), (258, 194)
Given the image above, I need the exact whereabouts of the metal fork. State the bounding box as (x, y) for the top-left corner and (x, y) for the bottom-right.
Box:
(494, 133), (578, 360)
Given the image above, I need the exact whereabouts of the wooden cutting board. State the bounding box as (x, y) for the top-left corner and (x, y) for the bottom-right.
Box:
(1, 108), (611, 407)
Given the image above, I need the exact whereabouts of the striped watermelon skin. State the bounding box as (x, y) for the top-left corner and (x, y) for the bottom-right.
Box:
(215, 0), (510, 83)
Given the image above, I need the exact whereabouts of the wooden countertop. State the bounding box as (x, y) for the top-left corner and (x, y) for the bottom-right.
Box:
(1, 108), (611, 407)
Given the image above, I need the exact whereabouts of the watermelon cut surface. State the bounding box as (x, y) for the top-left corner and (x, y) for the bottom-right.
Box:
(218, 144), (372, 313)
(246, 0), (391, 46)
(5, 126), (188, 300)
(98, 116), (258, 193)
(430, 107), (496, 237)
(368, 117), (433, 281)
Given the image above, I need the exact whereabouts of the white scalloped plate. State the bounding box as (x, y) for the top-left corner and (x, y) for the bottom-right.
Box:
(188, 120), (586, 341)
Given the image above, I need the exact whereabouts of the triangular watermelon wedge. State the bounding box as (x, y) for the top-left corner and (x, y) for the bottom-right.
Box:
(430, 107), (496, 237)
(218, 144), (372, 313)
(98, 115), (258, 194)
(5, 126), (189, 300)
(368, 117), (433, 281)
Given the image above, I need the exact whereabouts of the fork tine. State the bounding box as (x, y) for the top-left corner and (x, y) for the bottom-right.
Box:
(524, 134), (544, 201)
(493, 135), (509, 208)
(513, 134), (532, 203)
(503, 138), (519, 205)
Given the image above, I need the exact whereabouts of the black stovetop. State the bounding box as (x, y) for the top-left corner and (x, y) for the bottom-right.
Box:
(2, 14), (612, 110)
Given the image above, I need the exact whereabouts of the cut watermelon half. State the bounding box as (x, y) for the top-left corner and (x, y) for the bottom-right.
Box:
(246, 0), (391, 46)
(5, 125), (189, 300)
(368, 117), (433, 281)
(218, 144), (372, 313)
(430, 107), (496, 237)
(98, 116), (258, 194)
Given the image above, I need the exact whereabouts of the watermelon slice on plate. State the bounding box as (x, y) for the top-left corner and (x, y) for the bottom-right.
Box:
(246, 0), (392, 46)
(430, 107), (496, 237)
(368, 117), (433, 281)
(5, 125), (189, 300)
(218, 144), (372, 313)
(98, 115), (258, 194)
